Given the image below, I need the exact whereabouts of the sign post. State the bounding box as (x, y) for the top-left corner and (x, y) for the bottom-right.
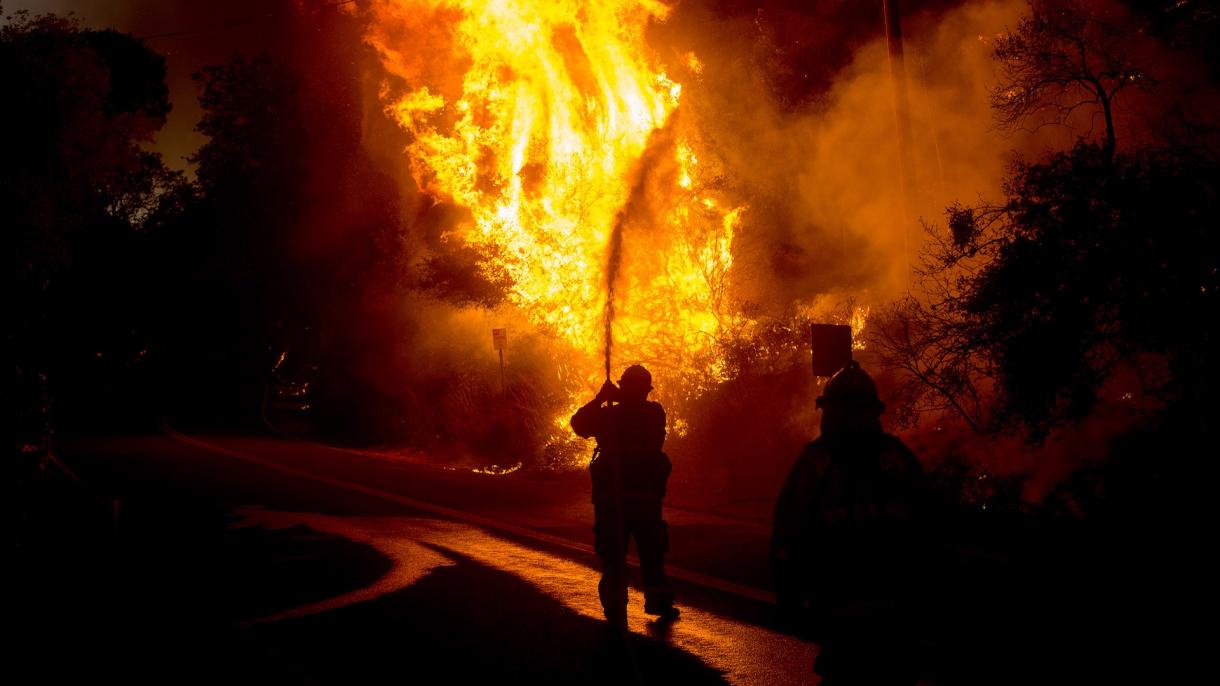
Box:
(492, 328), (507, 394)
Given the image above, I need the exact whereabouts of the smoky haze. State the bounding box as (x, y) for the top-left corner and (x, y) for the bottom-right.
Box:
(15, 0), (1205, 502)
(350, 0), (1057, 498)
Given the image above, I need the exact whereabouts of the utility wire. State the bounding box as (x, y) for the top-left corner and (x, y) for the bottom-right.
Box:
(137, 0), (358, 41)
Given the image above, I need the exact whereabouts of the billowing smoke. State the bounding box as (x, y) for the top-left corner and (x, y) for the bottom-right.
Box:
(60, 0), (1207, 502)
(348, 0), (1053, 496)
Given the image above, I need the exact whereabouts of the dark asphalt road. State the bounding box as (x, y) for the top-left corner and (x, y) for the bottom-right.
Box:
(18, 429), (815, 685)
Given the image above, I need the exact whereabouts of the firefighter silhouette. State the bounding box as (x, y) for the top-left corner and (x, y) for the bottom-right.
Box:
(771, 361), (927, 685)
(571, 364), (678, 627)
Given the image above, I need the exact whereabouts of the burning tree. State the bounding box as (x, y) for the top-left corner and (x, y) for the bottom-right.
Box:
(365, 0), (750, 462)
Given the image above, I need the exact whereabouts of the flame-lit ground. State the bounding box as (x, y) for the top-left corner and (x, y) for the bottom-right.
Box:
(238, 509), (815, 684)
(34, 427), (1172, 685)
(41, 430), (817, 684)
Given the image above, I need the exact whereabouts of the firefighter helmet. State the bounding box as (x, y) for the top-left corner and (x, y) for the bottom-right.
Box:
(619, 364), (653, 392)
(817, 361), (884, 413)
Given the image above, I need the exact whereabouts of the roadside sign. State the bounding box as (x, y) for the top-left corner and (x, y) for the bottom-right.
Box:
(492, 328), (507, 351)
(810, 324), (852, 376)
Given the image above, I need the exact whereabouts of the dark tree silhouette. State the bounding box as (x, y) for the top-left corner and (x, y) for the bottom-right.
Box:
(990, 0), (1154, 154)
(4, 11), (186, 439)
(879, 143), (1219, 441)
(877, 0), (1218, 444)
(416, 243), (513, 308)
(8, 5), (409, 439)
(164, 16), (409, 434)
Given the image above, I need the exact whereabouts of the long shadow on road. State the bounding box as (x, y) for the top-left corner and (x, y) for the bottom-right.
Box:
(17, 493), (728, 685)
(245, 541), (728, 685)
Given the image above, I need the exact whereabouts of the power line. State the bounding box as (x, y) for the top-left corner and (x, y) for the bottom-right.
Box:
(137, 0), (358, 42)
(139, 17), (256, 41)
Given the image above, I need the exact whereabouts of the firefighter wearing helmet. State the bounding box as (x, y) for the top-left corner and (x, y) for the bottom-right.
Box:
(771, 361), (928, 685)
(571, 364), (678, 626)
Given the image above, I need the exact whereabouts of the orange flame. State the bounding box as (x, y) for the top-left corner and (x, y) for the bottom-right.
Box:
(368, 0), (745, 424)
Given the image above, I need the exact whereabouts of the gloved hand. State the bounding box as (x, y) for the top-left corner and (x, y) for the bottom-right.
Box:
(595, 379), (619, 403)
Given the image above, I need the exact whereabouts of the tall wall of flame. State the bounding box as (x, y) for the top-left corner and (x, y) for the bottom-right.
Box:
(365, 0), (746, 419)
